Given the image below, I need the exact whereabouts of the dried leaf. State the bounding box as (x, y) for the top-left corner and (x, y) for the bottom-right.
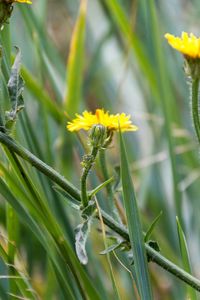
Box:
(5, 48), (24, 129)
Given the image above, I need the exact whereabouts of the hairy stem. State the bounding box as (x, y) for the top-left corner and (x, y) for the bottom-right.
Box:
(81, 146), (98, 207)
(99, 149), (113, 199)
(191, 78), (200, 145)
(0, 132), (200, 292)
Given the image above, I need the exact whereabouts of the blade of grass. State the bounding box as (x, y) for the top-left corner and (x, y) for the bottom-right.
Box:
(6, 204), (19, 298)
(0, 159), (94, 299)
(18, 5), (65, 77)
(147, 0), (181, 220)
(119, 131), (153, 300)
(20, 65), (63, 123)
(0, 147), (103, 300)
(0, 243), (37, 300)
(0, 177), (77, 299)
(144, 211), (163, 242)
(102, 0), (157, 97)
(95, 197), (121, 300)
(176, 217), (197, 300)
(64, 0), (87, 114)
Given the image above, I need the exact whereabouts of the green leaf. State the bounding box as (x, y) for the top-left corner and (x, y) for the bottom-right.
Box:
(0, 47), (4, 128)
(113, 165), (121, 192)
(119, 131), (153, 300)
(89, 176), (114, 199)
(75, 199), (97, 265)
(53, 185), (80, 210)
(75, 218), (92, 265)
(144, 211), (163, 242)
(176, 217), (197, 300)
(64, 0), (87, 115)
(100, 240), (126, 255)
(5, 48), (24, 129)
(81, 200), (96, 219)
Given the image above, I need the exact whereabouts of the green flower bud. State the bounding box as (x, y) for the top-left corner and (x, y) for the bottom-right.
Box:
(184, 58), (200, 79)
(89, 124), (107, 148)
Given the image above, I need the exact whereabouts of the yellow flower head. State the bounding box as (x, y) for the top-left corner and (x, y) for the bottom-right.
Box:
(165, 32), (200, 59)
(67, 109), (138, 133)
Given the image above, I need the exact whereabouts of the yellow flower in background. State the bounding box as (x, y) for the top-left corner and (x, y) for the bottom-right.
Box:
(67, 109), (138, 132)
(165, 32), (200, 59)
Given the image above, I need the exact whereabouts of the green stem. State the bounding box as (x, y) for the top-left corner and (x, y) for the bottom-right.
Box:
(191, 78), (200, 145)
(0, 132), (200, 292)
(99, 149), (113, 199)
(81, 146), (98, 207)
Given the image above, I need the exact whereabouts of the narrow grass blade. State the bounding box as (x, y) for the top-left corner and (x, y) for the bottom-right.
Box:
(144, 211), (163, 242)
(20, 65), (63, 123)
(64, 0), (87, 114)
(89, 177), (114, 199)
(176, 217), (197, 300)
(119, 131), (153, 300)
(0, 150), (102, 300)
(103, 0), (157, 95)
(6, 203), (19, 297)
(0, 177), (76, 299)
(18, 5), (65, 77)
(95, 198), (121, 300)
(0, 242), (37, 300)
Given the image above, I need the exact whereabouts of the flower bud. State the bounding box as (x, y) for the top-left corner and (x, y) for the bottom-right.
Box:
(184, 58), (200, 79)
(89, 124), (107, 148)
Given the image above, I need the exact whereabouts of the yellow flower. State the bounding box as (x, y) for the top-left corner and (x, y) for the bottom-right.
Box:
(67, 109), (138, 132)
(165, 32), (200, 59)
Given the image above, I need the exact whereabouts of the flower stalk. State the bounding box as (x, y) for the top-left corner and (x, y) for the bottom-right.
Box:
(165, 32), (200, 147)
(81, 124), (108, 207)
(99, 149), (113, 199)
(191, 78), (200, 145)
(81, 146), (99, 207)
